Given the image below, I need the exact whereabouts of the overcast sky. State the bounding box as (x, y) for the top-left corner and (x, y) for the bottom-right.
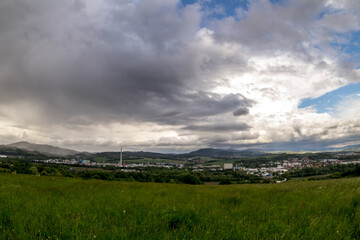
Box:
(0, 0), (360, 152)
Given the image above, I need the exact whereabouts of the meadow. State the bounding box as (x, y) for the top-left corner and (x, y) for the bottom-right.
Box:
(0, 173), (359, 239)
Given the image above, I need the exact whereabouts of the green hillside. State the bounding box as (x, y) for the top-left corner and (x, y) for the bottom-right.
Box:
(0, 173), (359, 239)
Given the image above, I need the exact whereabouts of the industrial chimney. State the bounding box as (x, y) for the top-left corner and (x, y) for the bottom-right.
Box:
(119, 147), (123, 166)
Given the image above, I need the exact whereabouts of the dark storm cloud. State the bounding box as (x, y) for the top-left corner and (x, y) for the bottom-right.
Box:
(183, 122), (250, 132)
(1, 0), (360, 152)
(0, 133), (21, 144)
(233, 107), (249, 116)
(0, 0), (253, 127)
(198, 131), (260, 146)
(153, 93), (252, 125)
(256, 132), (360, 152)
(185, 132), (360, 152)
(212, 0), (326, 54)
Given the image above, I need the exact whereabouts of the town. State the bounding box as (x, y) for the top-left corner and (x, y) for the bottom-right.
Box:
(2, 152), (356, 179)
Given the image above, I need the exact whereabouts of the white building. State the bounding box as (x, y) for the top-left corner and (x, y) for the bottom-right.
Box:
(224, 163), (233, 170)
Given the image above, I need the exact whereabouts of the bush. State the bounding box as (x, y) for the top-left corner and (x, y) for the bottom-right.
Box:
(330, 172), (342, 179)
(29, 166), (39, 176)
(180, 174), (202, 185)
(219, 179), (232, 185)
(262, 179), (273, 184)
(341, 165), (360, 177)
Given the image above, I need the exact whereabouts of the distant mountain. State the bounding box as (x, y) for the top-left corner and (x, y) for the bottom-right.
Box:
(189, 148), (237, 157)
(188, 148), (265, 157)
(74, 151), (177, 163)
(238, 148), (267, 156)
(76, 148), (266, 163)
(338, 144), (360, 152)
(0, 144), (49, 158)
(6, 141), (78, 156)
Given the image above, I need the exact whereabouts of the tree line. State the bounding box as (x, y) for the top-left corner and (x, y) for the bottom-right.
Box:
(0, 160), (263, 185)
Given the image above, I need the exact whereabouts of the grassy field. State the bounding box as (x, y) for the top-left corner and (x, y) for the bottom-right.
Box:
(0, 174), (359, 239)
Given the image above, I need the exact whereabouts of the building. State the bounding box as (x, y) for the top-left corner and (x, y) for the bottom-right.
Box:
(224, 163), (233, 170)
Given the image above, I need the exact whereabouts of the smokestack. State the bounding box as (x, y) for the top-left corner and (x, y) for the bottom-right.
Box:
(119, 147), (123, 166)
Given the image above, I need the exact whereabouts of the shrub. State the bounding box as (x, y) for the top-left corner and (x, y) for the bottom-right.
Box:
(29, 166), (40, 176)
(180, 174), (202, 185)
(219, 179), (232, 185)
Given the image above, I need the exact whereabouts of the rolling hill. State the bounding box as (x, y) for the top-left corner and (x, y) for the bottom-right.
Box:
(188, 148), (265, 157)
(6, 141), (78, 156)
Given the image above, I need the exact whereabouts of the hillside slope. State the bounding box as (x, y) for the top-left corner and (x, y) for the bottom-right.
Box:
(6, 141), (78, 156)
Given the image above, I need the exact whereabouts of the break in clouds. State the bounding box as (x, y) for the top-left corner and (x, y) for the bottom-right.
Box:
(0, 0), (359, 152)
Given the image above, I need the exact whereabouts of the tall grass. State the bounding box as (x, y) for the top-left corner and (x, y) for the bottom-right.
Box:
(0, 173), (359, 239)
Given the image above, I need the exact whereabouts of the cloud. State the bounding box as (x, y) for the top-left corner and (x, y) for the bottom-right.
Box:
(183, 122), (250, 132)
(0, 0), (252, 127)
(233, 107), (250, 116)
(0, 0), (359, 152)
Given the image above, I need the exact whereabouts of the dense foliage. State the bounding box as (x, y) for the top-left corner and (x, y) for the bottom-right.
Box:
(282, 164), (360, 179)
(0, 160), (263, 185)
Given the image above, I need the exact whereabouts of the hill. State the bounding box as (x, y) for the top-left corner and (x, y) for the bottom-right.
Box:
(0, 174), (359, 239)
(339, 144), (360, 152)
(1, 142), (268, 162)
(72, 151), (177, 163)
(188, 148), (265, 157)
(77, 148), (266, 163)
(0, 145), (49, 158)
(6, 141), (78, 156)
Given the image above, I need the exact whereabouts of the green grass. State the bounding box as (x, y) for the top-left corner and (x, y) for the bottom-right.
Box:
(0, 167), (10, 173)
(0, 173), (359, 239)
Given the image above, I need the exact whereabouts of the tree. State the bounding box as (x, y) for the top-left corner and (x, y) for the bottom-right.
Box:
(29, 166), (40, 176)
(219, 179), (232, 185)
(180, 174), (202, 185)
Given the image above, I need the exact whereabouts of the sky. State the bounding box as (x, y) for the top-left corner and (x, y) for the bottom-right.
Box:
(0, 0), (360, 153)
